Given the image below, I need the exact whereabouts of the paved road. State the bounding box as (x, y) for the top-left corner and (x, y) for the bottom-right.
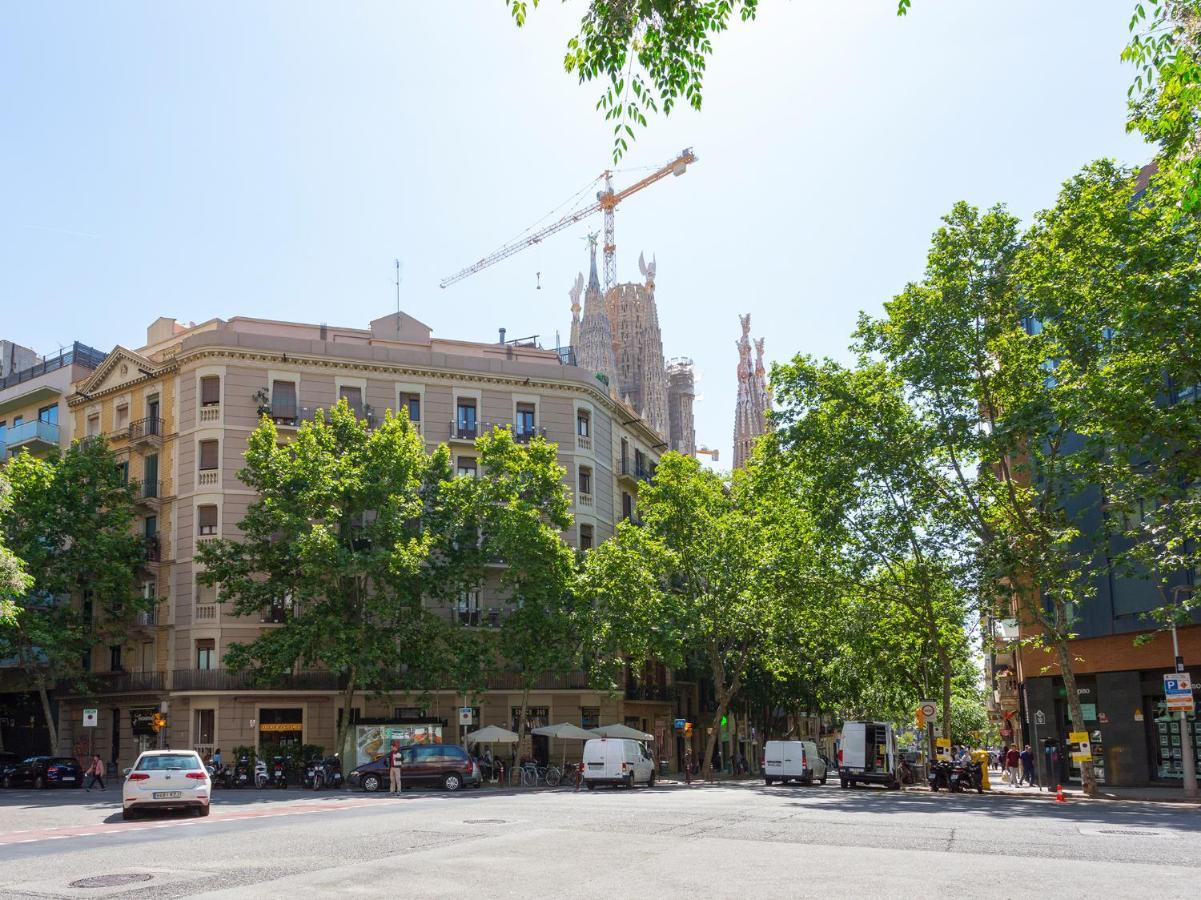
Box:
(1, 782), (1198, 898)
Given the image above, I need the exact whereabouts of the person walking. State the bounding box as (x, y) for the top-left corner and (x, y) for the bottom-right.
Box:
(1019, 744), (1036, 787)
(85, 754), (106, 791)
(1005, 745), (1021, 787)
(684, 749), (693, 786)
(389, 745), (404, 795)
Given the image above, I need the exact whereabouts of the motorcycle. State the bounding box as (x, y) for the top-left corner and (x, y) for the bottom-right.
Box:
(304, 757), (323, 790)
(254, 758), (269, 789)
(927, 760), (953, 792)
(230, 756), (251, 789)
(319, 755), (343, 790)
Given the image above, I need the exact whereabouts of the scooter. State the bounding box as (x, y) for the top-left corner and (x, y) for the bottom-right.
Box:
(231, 756), (251, 789)
(927, 760), (953, 792)
(254, 758), (269, 789)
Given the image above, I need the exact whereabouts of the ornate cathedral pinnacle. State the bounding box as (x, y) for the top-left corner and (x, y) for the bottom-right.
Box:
(733, 314), (770, 469)
(576, 237), (619, 396)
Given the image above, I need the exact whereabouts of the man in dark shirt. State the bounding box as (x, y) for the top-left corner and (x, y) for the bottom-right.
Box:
(1019, 744), (1036, 786)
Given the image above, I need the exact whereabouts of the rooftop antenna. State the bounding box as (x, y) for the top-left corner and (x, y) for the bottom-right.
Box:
(394, 259), (404, 339)
(536, 271), (542, 290)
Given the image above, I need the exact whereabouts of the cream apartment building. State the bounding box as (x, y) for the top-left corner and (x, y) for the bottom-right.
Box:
(59, 311), (677, 771)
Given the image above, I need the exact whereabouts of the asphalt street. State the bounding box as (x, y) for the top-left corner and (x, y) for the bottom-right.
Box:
(0, 781), (1198, 898)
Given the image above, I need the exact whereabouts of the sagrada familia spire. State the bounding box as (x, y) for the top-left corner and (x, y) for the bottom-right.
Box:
(733, 314), (771, 469)
(575, 234), (620, 394)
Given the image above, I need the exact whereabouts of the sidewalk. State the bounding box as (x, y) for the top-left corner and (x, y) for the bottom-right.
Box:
(920, 770), (1201, 805)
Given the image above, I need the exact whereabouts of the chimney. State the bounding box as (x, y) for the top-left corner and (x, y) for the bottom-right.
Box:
(498, 327), (506, 345)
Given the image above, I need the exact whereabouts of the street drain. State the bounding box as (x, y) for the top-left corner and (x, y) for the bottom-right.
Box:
(463, 818), (507, 824)
(1098, 829), (1159, 836)
(69, 874), (154, 889)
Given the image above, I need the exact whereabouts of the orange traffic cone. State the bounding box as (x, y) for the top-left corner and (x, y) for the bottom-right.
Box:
(1055, 784), (1065, 803)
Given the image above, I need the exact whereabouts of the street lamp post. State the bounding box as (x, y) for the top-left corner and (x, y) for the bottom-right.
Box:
(1171, 624), (1197, 799)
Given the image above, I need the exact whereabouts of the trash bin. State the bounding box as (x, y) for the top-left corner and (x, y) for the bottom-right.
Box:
(971, 750), (991, 791)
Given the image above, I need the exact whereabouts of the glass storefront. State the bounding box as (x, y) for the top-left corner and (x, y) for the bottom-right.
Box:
(1153, 703), (1199, 780)
(258, 708), (304, 755)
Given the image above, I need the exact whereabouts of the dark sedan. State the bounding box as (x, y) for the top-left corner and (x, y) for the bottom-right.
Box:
(0, 751), (21, 784)
(348, 744), (480, 793)
(4, 756), (84, 789)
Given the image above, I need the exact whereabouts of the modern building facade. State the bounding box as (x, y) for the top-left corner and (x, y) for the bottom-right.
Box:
(56, 311), (680, 772)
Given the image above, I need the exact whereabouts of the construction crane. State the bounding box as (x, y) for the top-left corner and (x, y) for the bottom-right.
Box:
(439, 148), (698, 293)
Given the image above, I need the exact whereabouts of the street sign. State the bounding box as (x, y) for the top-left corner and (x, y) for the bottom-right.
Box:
(918, 701), (938, 721)
(1034, 709), (1046, 726)
(1164, 673), (1195, 714)
(82, 708), (98, 728)
(458, 707), (473, 726)
(674, 718), (686, 731)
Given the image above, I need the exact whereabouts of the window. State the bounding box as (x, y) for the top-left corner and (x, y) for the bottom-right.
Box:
(621, 438), (629, 473)
(579, 524), (593, 550)
(195, 708), (215, 745)
(456, 590), (481, 626)
(336, 707), (362, 731)
(271, 380), (298, 425)
(110, 645), (123, 672)
(581, 707), (600, 729)
(456, 399), (477, 437)
(197, 505), (218, 536)
(578, 466), (592, 496)
(577, 410), (590, 437)
(0, 420), (5, 443)
(143, 515), (158, 539)
(457, 457), (477, 478)
(116, 460), (129, 483)
(635, 448), (646, 476)
(143, 454), (158, 496)
(86, 413), (100, 436)
(38, 404), (58, 425)
(200, 376), (220, 406)
(196, 640), (215, 670)
(338, 385), (363, 417)
(394, 707), (424, 719)
(515, 402), (536, 437)
(115, 405), (129, 429)
(622, 492), (633, 521)
(198, 439), (218, 470)
(400, 392), (421, 423)
(140, 641), (154, 673)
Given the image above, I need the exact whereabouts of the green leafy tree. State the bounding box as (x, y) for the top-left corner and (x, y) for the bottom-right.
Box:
(197, 401), (473, 759)
(474, 428), (579, 747)
(1123, 1), (1201, 211)
(1015, 159), (1201, 632)
(580, 452), (787, 779)
(0, 440), (145, 751)
(0, 472), (28, 628)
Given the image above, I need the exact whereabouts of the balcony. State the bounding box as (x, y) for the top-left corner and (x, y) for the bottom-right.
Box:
(484, 671), (593, 691)
(62, 671), (167, 695)
(514, 426), (547, 444)
(194, 603), (218, 622)
(576, 434), (592, 451)
(617, 457), (637, 487)
(198, 402), (221, 424)
(142, 535), (171, 565)
(577, 492), (594, 508)
(3, 419), (59, 455)
(450, 421), (479, 442)
(135, 605), (159, 627)
(197, 468), (219, 488)
(132, 479), (166, 506)
(171, 668), (341, 692)
(625, 683), (675, 702)
(110, 417), (165, 447)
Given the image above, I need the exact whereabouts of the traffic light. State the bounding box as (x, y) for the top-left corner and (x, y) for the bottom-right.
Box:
(683, 722), (693, 737)
(151, 712), (167, 732)
(720, 715), (728, 728)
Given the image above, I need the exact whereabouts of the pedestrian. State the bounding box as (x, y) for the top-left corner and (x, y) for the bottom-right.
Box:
(212, 747), (222, 769)
(1005, 745), (1021, 787)
(684, 749), (693, 786)
(1020, 744), (1035, 787)
(84, 754), (106, 791)
(389, 745), (403, 795)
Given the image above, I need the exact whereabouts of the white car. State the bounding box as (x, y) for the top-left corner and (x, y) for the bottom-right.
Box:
(582, 738), (656, 789)
(123, 750), (211, 820)
(763, 740), (828, 786)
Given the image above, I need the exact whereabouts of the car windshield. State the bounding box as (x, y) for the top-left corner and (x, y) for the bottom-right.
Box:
(51, 758), (79, 766)
(136, 754), (202, 771)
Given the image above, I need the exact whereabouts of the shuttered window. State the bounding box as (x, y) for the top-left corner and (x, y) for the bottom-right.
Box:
(198, 440), (219, 471)
(200, 376), (220, 406)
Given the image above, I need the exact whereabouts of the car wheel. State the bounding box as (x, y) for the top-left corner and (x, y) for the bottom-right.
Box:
(626, 773), (635, 789)
(122, 808), (137, 821)
(2, 776), (9, 789)
(443, 773), (463, 792)
(586, 781), (596, 791)
(362, 773), (381, 793)
(648, 771), (656, 788)
(840, 778), (848, 789)
(820, 771), (828, 786)
(34, 776), (45, 790)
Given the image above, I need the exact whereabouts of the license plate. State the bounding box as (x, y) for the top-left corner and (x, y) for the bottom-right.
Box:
(153, 791), (182, 799)
(61, 777), (75, 782)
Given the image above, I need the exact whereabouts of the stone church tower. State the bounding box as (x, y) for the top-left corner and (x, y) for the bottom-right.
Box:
(604, 252), (670, 441)
(575, 237), (620, 394)
(733, 314), (771, 469)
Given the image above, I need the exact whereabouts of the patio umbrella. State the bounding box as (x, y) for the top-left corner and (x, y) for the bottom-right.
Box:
(531, 722), (600, 771)
(593, 724), (654, 741)
(466, 725), (520, 783)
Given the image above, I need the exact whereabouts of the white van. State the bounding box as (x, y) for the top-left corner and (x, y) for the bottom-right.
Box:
(763, 740), (827, 786)
(582, 738), (656, 789)
(837, 721), (899, 789)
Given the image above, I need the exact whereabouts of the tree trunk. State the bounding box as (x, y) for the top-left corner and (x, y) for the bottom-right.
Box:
(1054, 638), (1097, 797)
(701, 696), (730, 782)
(336, 668), (357, 763)
(939, 651), (953, 743)
(38, 681), (58, 754)
(518, 682), (531, 765)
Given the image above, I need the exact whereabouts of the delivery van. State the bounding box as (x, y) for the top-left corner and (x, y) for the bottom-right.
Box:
(582, 738), (656, 789)
(837, 721), (899, 789)
(763, 740), (828, 786)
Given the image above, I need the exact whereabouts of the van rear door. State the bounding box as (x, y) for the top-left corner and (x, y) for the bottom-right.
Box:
(840, 723), (866, 770)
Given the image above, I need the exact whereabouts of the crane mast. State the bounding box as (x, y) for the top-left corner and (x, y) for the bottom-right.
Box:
(440, 148), (697, 291)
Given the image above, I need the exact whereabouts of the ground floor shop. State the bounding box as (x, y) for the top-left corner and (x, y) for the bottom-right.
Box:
(0, 690), (52, 758)
(56, 693), (168, 776)
(1022, 670), (1200, 788)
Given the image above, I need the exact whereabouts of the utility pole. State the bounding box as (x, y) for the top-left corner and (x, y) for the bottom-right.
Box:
(1171, 624), (1197, 798)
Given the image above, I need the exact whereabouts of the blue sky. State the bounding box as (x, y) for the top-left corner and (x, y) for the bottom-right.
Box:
(1, 1), (1148, 463)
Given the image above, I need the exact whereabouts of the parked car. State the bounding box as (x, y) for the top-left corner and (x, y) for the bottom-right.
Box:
(763, 740), (828, 786)
(0, 751), (22, 785)
(122, 750), (211, 819)
(4, 756), (84, 789)
(581, 738), (656, 789)
(348, 744), (479, 793)
(838, 721), (900, 789)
